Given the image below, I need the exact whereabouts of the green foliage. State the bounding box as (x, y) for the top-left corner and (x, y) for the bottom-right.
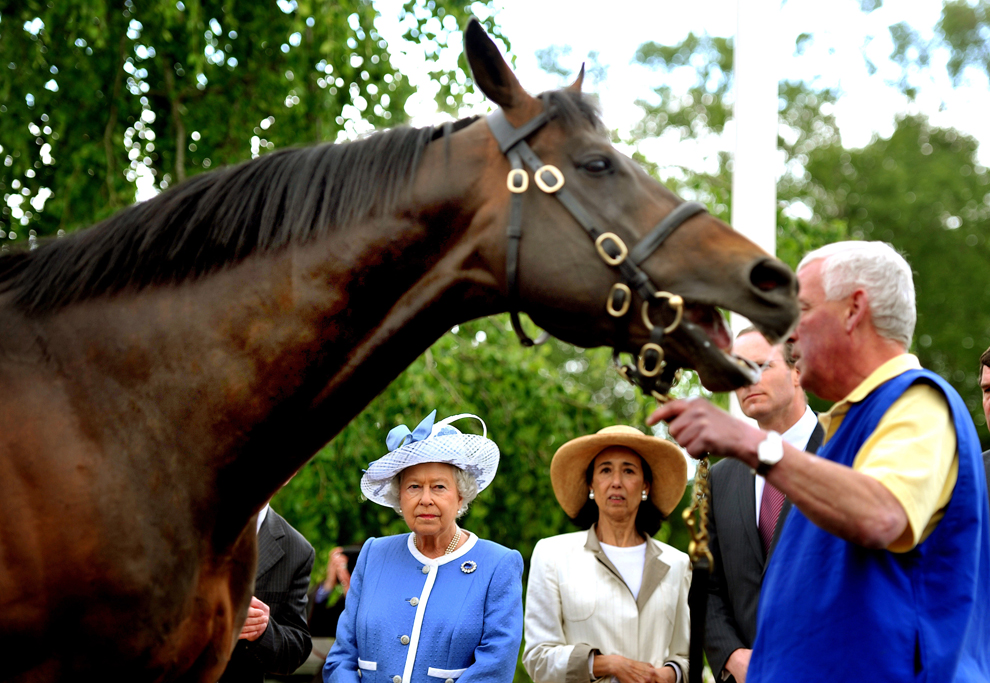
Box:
(627, 26), (990, 446)
(632, 34), (733, 141)
(793, 115), (990, 431)
(938, 0), (990, 83)
(399, 0), (505, 116)
(531, 44), (608, 89)
(275, 315), (698, 588)
(0, 0), (491, 242)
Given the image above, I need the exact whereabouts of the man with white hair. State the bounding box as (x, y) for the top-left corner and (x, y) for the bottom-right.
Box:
(650, 241), (990, 681)
(978, 346), (990, 491)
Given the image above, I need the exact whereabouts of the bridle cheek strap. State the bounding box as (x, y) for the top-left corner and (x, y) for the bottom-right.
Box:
(486, 105), (708, 380)
(504, 147), (548, 346)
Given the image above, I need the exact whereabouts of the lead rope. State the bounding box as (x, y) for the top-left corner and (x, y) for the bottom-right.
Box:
(683, 453), (713, 683)
(652, 393), (712, 683)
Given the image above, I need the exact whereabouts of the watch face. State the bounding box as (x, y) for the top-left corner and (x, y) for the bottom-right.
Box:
(758, 431), (784, 465)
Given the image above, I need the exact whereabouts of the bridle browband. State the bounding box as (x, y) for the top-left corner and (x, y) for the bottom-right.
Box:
(487, 98), (707, 400)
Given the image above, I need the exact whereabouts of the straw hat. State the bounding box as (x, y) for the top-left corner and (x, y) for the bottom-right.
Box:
(550, 425), (687, 517)
(361, 410), (499, 507)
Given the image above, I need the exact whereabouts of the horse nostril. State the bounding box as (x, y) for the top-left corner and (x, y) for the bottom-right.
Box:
(750, 258), (795, 294)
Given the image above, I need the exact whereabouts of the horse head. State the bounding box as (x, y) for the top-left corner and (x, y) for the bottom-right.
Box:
(463, 19), (798, 394)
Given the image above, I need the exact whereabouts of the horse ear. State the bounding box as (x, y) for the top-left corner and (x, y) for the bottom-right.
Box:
(463, 18), (528, 110)
(567, 63), (586, 93)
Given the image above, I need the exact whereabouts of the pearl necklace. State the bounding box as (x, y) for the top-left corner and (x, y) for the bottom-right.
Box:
(414, 527), (461, 555)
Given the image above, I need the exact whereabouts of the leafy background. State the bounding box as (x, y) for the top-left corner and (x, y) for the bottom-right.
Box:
(4, 1), (990, 680)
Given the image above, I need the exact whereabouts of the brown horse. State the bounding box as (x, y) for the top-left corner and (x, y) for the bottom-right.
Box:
(0, 20), (797, 683)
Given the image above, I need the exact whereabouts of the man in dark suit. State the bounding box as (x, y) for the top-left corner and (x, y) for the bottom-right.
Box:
(979, 346), (990, 491)
(705, 328), (824, 683)
(220, 504), (315, 683)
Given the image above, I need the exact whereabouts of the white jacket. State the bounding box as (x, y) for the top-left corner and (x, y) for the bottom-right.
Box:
(523, 527), (691, 683)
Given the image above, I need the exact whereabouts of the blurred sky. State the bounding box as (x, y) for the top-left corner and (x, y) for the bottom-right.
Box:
(374, 0), (990, 171)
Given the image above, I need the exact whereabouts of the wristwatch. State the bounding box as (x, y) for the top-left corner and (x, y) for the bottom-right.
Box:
(754, 430), (783, 476)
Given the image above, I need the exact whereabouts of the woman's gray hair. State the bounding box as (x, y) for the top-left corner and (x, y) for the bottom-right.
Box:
(797, 241), (915, 347)
(383, 464), (480, 518)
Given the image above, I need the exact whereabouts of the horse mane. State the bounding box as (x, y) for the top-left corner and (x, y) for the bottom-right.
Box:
(0, 90), (601, 314)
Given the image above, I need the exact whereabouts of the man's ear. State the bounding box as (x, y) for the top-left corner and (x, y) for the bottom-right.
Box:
(845, 289), (870, 333)
(463, 18), (533, 111)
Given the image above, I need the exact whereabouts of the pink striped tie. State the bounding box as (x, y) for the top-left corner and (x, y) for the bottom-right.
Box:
(759, 482), (786, 556)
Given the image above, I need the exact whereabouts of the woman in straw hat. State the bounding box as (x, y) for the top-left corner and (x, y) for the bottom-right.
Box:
(323, 410), (523, 683)
(523, 426), (690, 683)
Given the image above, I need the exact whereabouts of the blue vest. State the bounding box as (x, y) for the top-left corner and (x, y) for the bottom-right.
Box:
(748, 369), (990, 682)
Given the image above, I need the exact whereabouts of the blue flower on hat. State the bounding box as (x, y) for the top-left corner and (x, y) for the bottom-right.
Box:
(386, 410), (437, 452)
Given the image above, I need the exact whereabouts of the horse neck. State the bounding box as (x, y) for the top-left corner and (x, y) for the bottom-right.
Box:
(14, 124), (504, 542)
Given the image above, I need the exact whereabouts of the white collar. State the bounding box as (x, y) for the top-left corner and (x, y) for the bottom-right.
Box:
(407, 529), (479, 565)
(256, 504), (270, 534)
(781, 405), (818, 450)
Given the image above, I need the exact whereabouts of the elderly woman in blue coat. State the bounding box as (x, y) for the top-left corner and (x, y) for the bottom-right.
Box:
(323, 411), (523, 683)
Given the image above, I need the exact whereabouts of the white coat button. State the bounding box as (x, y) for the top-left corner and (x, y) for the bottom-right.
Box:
(445, 679), (454, 683)
(421, 565), (429, 574)
(400, 635), (410, 645)
(409, 597), (419, 606)
(393, 676), (402, 683)
(357, 672), (362, 679)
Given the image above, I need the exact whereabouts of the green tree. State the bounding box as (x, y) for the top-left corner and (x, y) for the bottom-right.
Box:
(795, 115), (990, 431)
(0, 0), (502, 242)
(628, 30), (990, 440)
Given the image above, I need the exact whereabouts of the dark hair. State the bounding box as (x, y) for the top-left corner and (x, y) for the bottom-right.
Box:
(569, 452), (667, 537)
(980, 346), (990, 374)
(735, 326), (796, 368)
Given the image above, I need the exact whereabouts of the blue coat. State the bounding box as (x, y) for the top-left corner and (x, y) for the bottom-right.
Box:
(323, 532), (523, 683)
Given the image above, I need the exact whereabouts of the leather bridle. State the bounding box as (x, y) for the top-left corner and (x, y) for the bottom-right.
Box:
(487, 96), (707, 400)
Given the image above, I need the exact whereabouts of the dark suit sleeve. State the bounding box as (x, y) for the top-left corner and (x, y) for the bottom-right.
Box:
(704, 461), (748, 682)
(244, 519), (316, 674)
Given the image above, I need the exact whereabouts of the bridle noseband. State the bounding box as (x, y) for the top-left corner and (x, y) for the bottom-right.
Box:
(487, 99), (707, 400)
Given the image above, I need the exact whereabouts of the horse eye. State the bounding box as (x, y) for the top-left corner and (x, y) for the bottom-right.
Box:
(582, 157), (612, 175)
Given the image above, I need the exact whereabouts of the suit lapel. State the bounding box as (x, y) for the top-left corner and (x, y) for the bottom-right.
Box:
(637, 537), (671, 611)
(806, 422), (825, 455)
(735, 465), (764, 564)
(255, 512), (286, 578)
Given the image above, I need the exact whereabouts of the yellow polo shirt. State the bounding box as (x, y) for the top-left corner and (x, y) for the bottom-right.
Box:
(819, 354), (957, 552)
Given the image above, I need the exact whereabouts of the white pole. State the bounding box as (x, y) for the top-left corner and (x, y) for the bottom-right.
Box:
(730, 0), (779, 418)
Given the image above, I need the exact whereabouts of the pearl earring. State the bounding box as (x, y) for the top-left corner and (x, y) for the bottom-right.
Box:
(641, 490), (648, 501)
(588, 490), (595, 500)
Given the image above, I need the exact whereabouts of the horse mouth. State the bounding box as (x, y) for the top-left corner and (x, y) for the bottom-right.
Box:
(665, 303), (763, 392)
(683, 305), (732, 351)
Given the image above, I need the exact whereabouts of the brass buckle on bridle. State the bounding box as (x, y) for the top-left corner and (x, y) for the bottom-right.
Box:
(533, 164), (565, 193)
(641, 291), (684, 335)
(634, 292), (684, 378)
(605, 283), (632, 318)
(594, 233), (628, 267)
(506, 168), (529, 194)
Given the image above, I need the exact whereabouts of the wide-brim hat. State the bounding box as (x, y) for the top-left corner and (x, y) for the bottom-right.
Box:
(361, 410), (499, 507)
(550, 425), (687, 517)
